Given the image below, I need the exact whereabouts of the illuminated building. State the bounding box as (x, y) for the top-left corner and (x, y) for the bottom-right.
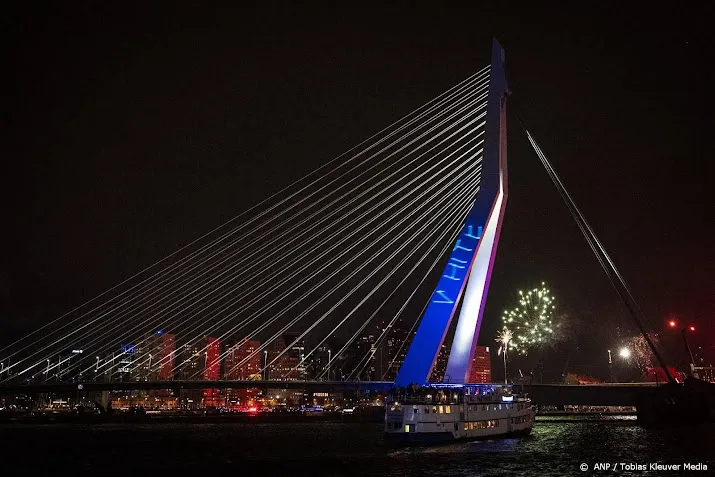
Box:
(204, 337), (221, 380)
(223, 338), (262, 409)
(429, 343), (449, 382)
(385, 318), (410, 380)
(135, 330), (175, 381)
(202, 337), (221, 407)
(285, 332), (306, 379)
(307, 345), (331, 380)
(468, 346), (492, 383)
(335, 334), (377, 381)
(268, 336), (300, 380)
(116, 344), (136, 382)
(223, 338), (262, 380)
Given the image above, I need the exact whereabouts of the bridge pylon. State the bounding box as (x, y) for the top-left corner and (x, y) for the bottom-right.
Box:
(396, 39), (509, 386)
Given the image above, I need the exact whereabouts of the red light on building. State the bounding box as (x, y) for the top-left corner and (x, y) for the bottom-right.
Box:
(468, 346), (492, 384)
(202, 337), (221, 407)
(156, 333), (176, 381)
(204, 337), (221, 381)
(668, 320), (677, 328)
(224, 339), (262, 380)
(688, 326), (696, 332)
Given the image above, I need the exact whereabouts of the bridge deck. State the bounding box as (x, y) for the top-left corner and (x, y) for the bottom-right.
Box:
(0, 381), (659, 406)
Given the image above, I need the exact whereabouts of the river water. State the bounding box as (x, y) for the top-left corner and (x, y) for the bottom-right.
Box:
(2, 416), (712, 476)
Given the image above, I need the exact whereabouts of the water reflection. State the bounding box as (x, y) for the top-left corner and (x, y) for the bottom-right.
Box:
(0, 420), (712, 476)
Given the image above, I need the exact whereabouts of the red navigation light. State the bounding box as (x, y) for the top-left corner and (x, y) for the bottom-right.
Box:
(688, 325), (696, 332)
(668, 320), (677, 328)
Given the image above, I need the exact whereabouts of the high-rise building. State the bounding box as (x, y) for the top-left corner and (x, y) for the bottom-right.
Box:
(116, 344), (136, 382)
(176, 341), (202, 380)
(224, 338), (262, 380)
(204, 337), (221, 381)
(267, 336), (300, 381)
(222, 338), (262, 409)
(284, 332), (306, 379)
(333, 334), (377, 381)
(430, 343), (449, 382)
(174, 336), (222, 381)
(307, 345), (331, 380)
(468, 346), (492, 383)
(385, 318), (410, 380)
(135, 331), (175, 381)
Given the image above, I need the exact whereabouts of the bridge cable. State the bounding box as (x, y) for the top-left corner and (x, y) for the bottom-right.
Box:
(3, 71), (490, 380)
(123, 145), (482, 379)
(275, 166), (481, 381)
(247, 175), (480, 382)
(127, 101), (490, 378)
(220, 160), (481, 380)
(518, 115), (676, 383)
(66, 105), (489, 379)
(0, 67), (489, 365)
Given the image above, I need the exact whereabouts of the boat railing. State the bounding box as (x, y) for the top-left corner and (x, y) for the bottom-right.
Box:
(389, 395), (436, 404)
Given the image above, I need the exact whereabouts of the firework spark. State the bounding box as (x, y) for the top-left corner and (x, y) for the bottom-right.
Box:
(494, 328), (514, 349)
(501, 283), (556, 355)
(627, 335), (654, 372)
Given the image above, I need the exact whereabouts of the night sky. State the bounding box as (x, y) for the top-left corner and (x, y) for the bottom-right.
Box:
(4, 4), (714, 377)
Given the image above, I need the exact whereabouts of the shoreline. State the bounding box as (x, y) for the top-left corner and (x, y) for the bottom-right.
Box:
(0, 410), (639, 426)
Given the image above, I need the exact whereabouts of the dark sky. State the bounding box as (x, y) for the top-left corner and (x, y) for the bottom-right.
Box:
(3, 4), (714, 375)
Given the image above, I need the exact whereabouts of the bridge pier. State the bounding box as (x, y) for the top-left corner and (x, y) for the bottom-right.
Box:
(96, 390), (110, 413)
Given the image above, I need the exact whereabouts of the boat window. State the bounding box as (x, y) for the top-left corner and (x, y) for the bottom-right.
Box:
(405, 425), (411, 433)
(432, 406), (437, 413)
(414, 408), (418, 414)
(425, 407), (429, 414)
(445, 406), (451, 414)
(464, 423), (469, 431)
(438, 405), (443, 414)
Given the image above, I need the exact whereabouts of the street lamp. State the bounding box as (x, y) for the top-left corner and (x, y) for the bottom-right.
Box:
(619, 347), (631, 359)
(327, 350), (332, 381)
(607, 349), (614, 382)
(667, 318), (698, 376)
(264, 350), (268, 381)
(682, 326), (697, 374)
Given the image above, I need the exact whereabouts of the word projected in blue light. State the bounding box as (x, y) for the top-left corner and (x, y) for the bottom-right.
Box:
(395, 220), (484, 386)
(432, 224), (482, 306)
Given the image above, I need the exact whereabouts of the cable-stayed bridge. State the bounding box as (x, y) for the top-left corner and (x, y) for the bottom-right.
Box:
(0, 41), (670, 410)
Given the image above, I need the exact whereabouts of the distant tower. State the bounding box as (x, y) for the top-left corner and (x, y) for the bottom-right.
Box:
(396, 40), (508, 385)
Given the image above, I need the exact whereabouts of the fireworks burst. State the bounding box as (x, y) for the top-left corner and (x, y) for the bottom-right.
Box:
(627, 335), (654, 372)
(495, 328), (514, 356)
(501, 283), (556, 355)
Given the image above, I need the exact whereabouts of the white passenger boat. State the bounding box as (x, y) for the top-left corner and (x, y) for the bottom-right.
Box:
(384, 383), (534, 445)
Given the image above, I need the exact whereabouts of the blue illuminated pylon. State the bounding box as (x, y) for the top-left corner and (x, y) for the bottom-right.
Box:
(395, 39), (509, 386)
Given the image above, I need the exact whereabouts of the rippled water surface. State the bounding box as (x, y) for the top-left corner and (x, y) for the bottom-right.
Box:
(3, 417), (713, 476)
